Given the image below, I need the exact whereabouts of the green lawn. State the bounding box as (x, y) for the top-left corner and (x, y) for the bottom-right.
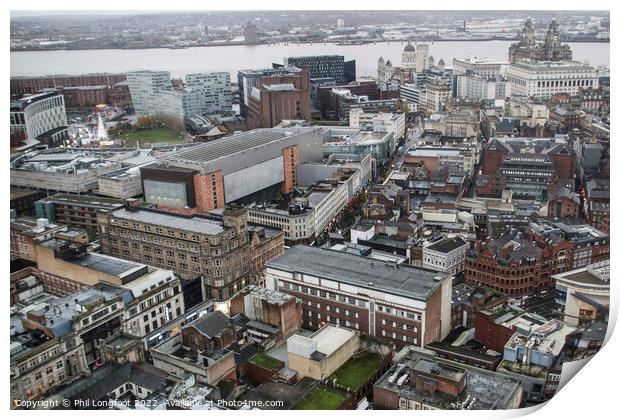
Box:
(119, 128), (185, 146)
(249, 353), (283, 370)
(293, 386), (347, 410)
(327, 351), (383, 391)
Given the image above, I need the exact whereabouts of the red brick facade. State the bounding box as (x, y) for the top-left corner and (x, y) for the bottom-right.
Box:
(282, 145), (299, 194)
(230, 287), (302, 341)
(181, 324), (235, 354)
(193, 170), (225, 211)
(474, 311), (517, 353)
(278, 281), (430, 349)
(547, 195), (580, 220)
(247, 68), (312, 128)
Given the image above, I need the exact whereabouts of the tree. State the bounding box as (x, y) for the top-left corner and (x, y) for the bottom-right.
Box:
(136, 115), (154, 130)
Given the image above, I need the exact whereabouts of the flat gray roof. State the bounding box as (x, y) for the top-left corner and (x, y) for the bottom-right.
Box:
(110, 208), (224, 236)
(266, 246), (448, 300)
(374, 350), (523, 410)
(38, 193), (125, 208)
(161, 128), (313, 164)
(71, 252), (144, 277)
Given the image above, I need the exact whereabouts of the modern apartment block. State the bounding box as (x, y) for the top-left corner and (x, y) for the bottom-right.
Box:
(265, 246), (453, 349)
(185, 72), (233, 114)
(10, 91), (68, 145)
(97, 205), (284, 303)
(126, 70), (232, 122)
(140, 128), (323, 212)
(125, 70), (172, 116)
(282, 55), (355, 85)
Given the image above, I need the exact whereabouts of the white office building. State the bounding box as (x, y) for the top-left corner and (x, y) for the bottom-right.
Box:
(126, 70), (173, 116)
(10, 91), (68, 142)
(422, 236), (468, 276)
(400, 83), (422, 108)
(185, 72), (233, 114)
(452, 57), (507, 78)
(349, 109), (406, 140)
(454, 74), (509, 100)
(505, 60), (599, 98)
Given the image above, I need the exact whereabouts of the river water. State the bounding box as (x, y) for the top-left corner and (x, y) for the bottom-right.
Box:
(10, 41), (609, 79)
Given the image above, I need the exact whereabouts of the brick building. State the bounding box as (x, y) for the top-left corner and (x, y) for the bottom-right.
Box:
(465, 222), (609, 305)
(247, 67), (312, 128)
(98, 205), (284, 303)
(151, 311), (238, 385)
(546, 187), (581, 221)
(450, 283), (507, 331)
(478, 137), (576, 201)
(472, 306), (547, 353)
(373, 349), (523, 410)
(230, 284), (302, 341)
(35, 193), (125, 238)
(10, 216), (68, 262)
(10, 73), (127, 95)
(265, 246), (453, 349)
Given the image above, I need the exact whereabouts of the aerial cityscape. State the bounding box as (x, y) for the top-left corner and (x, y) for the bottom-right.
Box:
(9, 9), (610, 411)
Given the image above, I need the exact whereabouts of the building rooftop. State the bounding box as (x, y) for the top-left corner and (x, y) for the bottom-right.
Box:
(374, 349), (523, 410)
(552, 260), (610, 287)
(48, 362), (175, 408)
(108, 207), (225, 236)
(323, 128), (391, 146)
(505, 319), (575, 358)
(10, 91), (64, 111)
(426, 236), (467, 253)
(239, 377), (315, 410)
(185, 310), (231, 339)
(510, 59), (596, 72)
(243, 284), (298, 306)
(23, 282), (132, 338)
(10, 216), (64, 236)
(287, 325), (356, 361)
(264, 83), (297, 92)
(160, 127), (317, 165)
(267, 246), (448, 301)
(37, 193), (125, 208)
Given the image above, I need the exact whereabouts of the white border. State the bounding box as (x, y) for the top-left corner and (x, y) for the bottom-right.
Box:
(3, 1), (616, 419)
